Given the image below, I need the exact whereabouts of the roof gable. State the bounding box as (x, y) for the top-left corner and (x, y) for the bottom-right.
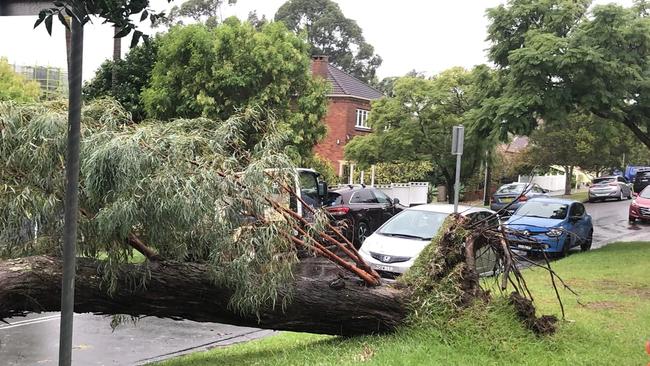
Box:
(326, 64), (384, 100)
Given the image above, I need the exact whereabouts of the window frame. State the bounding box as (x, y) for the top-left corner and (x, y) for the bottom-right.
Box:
(355, 109), (370, 130)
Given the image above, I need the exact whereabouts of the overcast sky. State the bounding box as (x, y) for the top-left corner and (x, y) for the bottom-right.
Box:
(0, 0), (634, 81)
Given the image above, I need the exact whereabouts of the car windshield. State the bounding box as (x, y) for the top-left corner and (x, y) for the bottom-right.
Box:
(378, 210), (448, 240)
(497, 184), (526, 194)
(514, 201), (569, 219)
(640, 187), (650, 199)
(592, 177), (615, 184)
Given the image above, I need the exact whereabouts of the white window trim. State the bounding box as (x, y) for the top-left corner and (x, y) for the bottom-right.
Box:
(355, 109), (370, 130)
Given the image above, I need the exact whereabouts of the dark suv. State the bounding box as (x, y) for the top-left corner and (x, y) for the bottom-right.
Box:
(324, 186), (404, 247)
(633, 169), (650, 194)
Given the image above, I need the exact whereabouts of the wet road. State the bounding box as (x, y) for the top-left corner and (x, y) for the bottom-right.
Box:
(0, 313), (273, 365)
(1, 199), (648, 365)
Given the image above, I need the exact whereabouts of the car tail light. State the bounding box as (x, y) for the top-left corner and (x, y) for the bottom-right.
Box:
(518, 195), (528, 202)
(326, 206), (350, 216)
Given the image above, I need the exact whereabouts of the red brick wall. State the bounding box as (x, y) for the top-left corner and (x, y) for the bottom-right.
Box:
(314, 96), (373, 174)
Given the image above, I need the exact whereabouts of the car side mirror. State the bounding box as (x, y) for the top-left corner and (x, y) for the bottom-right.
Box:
(317, 181), (328, 197)
(392, 197), (400, 205)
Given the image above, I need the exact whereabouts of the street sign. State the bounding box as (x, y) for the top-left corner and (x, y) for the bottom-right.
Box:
(451, 125), (465, 213)
(0, 1), (53, 16)
(451, 125), (464, 155)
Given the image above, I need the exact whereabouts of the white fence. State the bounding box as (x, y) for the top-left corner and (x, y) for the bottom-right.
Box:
(336, 182), (429, 206)
(518, 174), (565, 191)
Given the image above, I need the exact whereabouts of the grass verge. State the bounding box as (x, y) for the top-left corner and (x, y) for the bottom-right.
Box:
(560, 191), (588, 202)
(156, 242), (650, 366)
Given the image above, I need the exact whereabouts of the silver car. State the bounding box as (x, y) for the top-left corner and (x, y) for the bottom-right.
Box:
(588, 176), (632, 202)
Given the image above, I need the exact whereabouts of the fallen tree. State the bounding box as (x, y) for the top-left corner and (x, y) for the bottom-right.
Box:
(0, 101), (567, 336)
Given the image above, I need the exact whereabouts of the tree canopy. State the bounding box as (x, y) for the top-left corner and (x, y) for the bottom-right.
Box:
(486, 0), (650, 149)
(164, 0), (237, 28)
(0, 100), (319, 315)
(141, 19), (329, 158)
(274, 0), (382, 84)
(84, 39), (158, 122)
(0, 58), (41, 102)
(344, 67), (491, 200)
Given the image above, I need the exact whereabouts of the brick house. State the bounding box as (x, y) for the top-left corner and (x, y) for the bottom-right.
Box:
(311, 56), (384, 176)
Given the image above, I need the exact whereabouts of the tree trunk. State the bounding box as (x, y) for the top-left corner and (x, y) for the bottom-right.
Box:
(564, 166), (573, 196)
(112, 26), (122, 93)
(0, 256), (408, 336)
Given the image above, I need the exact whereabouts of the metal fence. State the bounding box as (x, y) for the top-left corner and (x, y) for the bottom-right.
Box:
(11, 63), (68, 98)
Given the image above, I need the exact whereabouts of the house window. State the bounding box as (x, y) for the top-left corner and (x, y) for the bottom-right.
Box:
(355, 109), (370, 129)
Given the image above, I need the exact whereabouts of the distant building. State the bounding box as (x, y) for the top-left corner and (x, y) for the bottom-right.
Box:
(310, 56), (384, 175)
(11, 63), (68, 98)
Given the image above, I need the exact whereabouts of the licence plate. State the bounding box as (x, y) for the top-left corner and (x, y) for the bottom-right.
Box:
(500, 197), (514, 203)
(372, 264), (394, 272)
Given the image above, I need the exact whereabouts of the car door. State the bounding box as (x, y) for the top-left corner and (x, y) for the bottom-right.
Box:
(568, 203), (589, 244)
(349, 189), (381, 230)
(618, 176), (631, 196)
(372, 189), (398, 225)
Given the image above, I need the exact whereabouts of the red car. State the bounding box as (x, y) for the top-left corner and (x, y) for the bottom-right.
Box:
(629, 186), (650, 223)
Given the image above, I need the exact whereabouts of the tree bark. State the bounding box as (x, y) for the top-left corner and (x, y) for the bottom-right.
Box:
(112, 26), (122, 93)
(0, 256), (409, 336)
(564, 165), (573, 195)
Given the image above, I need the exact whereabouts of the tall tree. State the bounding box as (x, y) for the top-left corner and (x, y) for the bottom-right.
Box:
(486, 0), (650, 150)
(84, 39), (159, 122)
(141, 19), (329, 158)
(344, 67), (490, 202)
(0, 58), (41, 102)
(275, 0), (382, 84)
(164, 0), (237, 28)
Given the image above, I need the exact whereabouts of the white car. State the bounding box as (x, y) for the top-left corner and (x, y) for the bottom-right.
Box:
(359, 204), (499, 278)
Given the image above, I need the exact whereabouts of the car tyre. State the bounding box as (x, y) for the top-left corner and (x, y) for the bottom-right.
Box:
(618, 190), (624, 201)
(580, 230), (593, 252)
(629, 216), (637, 224)
(560, 236), (572, 258)
(355, 221), (370, 247)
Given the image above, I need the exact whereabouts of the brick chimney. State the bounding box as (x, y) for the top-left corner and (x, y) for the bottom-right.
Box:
(311, 55), (329, 79)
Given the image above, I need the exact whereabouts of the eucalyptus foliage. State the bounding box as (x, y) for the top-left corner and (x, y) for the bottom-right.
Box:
(0, 100), (317, 315)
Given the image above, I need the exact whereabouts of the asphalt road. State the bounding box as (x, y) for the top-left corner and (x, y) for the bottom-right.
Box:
(1, 199), (648, 366)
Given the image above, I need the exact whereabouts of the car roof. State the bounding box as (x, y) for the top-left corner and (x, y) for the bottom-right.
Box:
(405, 203), (494, 215)
(332, 185), (376, 193)
(527, 197), (578, 205)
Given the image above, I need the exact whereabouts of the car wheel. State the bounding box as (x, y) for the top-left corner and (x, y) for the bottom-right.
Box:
(355, 221), (370, 246)
(618, 190), (624, 201)
(629, 216), (637, 224)
(560, 236), (572, 258)
(580, 230), (593, 252)
(627, 191), (632, 199)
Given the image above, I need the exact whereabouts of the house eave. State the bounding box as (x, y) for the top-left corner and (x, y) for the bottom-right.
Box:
(326, 94), (381, 102)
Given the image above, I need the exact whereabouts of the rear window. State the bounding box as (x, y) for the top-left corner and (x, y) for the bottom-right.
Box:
(497, 184), (526, 194)
(323, 192), (343, 207)
(637, 171), (650, 178)
(592, 177), (615, 184)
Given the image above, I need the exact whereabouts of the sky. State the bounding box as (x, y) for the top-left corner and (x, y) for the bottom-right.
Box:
(0, 0), (635, 81)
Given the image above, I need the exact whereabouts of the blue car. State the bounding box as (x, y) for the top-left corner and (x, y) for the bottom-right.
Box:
(505, 198), (593, 256)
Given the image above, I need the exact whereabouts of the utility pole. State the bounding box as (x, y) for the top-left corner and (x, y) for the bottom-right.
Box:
(451, 125), (464, 213)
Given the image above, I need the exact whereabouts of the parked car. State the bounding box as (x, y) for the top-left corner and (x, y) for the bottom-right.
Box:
(588, 176), (632, 202)
(324, 186), (404, 246)
(629, 186), (650, 223)
(632, 169), (650, 194)
(358, 204), (500, 278)
(505, 198), (593, 257)
(490, 182), (549, 215)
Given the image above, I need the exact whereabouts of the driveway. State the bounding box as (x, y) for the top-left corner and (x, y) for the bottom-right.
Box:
(0, 199), (647, 365)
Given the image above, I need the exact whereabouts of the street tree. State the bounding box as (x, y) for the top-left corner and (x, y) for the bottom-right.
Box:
(164, 0), (237, 28)
(0, 58), (41, 102)
(84, 39), (158, 122)
(344, 67), (491, 202)
(141, 19), (329, 158)
(274, 0), (382, 84)
(486, 0), (650, 149)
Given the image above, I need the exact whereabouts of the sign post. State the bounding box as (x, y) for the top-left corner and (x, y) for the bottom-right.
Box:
(1, 3), (83, 365)
(451, 125), (464, 214)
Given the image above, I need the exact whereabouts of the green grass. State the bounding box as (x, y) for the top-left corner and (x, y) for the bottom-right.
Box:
(560, 191), (588, 202)
(156, 242), (650, 366)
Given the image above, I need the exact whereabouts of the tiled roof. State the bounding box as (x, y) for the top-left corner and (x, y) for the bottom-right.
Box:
(326, 64), (384, 100)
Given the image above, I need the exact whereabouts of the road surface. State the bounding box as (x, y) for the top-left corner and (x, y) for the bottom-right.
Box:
(0, 199), (648, 365)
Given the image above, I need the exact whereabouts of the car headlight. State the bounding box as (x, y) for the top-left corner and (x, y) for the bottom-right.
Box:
(546, 228), (563, 237)
(631, 199), (638, 207)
